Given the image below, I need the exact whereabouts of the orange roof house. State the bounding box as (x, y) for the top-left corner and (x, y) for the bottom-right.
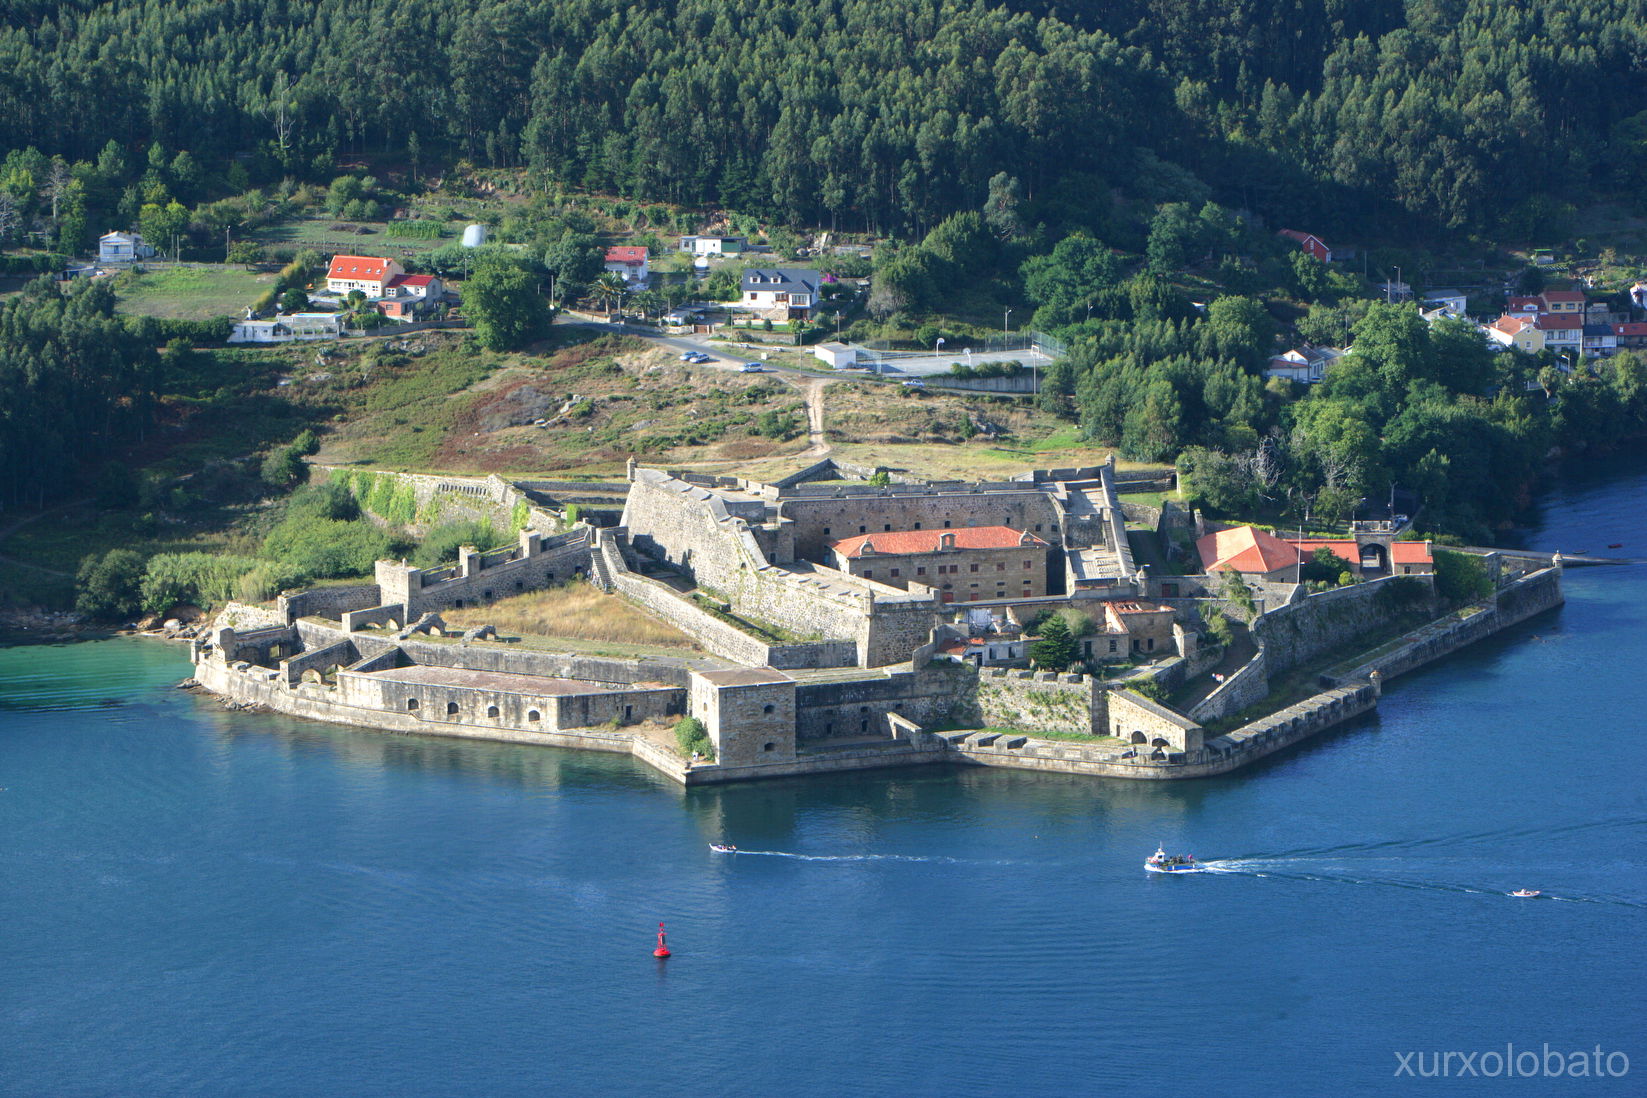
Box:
(830, 526), (1047, 558)
(325, 255), (405, 296)
(1195, 526), (1300, 578)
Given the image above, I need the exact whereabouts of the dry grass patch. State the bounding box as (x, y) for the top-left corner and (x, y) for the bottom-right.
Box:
(441, 582), (699, 649)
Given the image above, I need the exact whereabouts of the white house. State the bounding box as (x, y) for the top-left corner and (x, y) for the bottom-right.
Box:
(99, 231), (154, 263)
(814, 342), (858, 369)
(679, 235), (747, 256)
(1421, 290), (1468, 316)
(1264, 345), (1344, 384)
(742, 268), (822, 316)
(604, 246), (650, 286)
(229, 312), (342, 344)
(326, 255), (405, 297)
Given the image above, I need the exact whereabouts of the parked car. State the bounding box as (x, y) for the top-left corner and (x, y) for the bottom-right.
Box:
(901, 379), (925, 387)
(740, 362), (765, 372)
(679, 351), (698, 362)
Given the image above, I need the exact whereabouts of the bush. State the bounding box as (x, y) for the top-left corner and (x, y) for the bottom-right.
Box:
(414, 520), (499, 567)
(1434, 549), (1493, 605)
(141, 552), (264, 612)
(75, 549), (148, 619)
(674, 716), (714, 760)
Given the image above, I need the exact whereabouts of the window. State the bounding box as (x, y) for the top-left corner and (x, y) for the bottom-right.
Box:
(824, 527), (831, 535)
(1162, 583), (1179, 597)
(1109, 639), (1119, 653)
(885, 524), (892, 531)
(1023, 561), (1033, 570)
(890, 568), (900, 577)
(864, 569), (874, 579)
(1035, 524), (1042, 532)
(407, 698), (419, 711)
(487, 705), (499, 718)
(446, 702), (459, 716)
(859, 525), (866, 533)
(1147, 638), (1155, 651)
(913, 522), (921, 529)
(997, 563), (1006, 572)
(943, 520), (952, 528)
(970, 564), (979, 573)
(764, 742), (775, 752)
(763, 704), (775, 714)
(917, 567), (926, 576)
(527, 709), (540, 722)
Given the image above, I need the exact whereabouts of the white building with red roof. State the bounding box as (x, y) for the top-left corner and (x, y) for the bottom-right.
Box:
(1486, 315), (1544, 354)
(604, 245), (650, 286)
(326, 255), (405, 297)
(827, 526), (1050, 603)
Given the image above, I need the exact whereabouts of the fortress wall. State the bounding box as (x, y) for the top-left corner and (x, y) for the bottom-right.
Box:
(1254, 574), (1436, 678)
(380, 532), (594, 616)
(1104, 689), (1203, 753)
(794, 666), (969, 740)
(278, 639), (357, 684)
(1189, 648), (1270, 723)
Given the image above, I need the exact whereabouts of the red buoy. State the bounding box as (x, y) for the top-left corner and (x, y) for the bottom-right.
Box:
(653, 921), (671, 959)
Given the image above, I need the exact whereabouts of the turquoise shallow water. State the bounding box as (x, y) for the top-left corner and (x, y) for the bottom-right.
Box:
(2, 468), (1645, 1097)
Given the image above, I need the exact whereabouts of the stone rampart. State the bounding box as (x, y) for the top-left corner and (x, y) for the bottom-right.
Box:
(1189, 647), (1270, 722)
(341, 603), (407, 632)
(1255, 574), (1435, 677)
(376, 527), (593, 616)
(1104, 689), (1203, 752)
(775, 486), (1063, 561)
(795, 666), (970, 740)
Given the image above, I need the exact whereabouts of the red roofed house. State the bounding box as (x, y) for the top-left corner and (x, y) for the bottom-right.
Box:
(1614, 322), (1647, 350)
(377, 273), (448, 319)
(828, 526), (1050, 603)
(327, 255), (405, 297)
(1538, 289), (1586, 314)
(1195, 525), (1302, 582)
(604, 245), (650, 286)
(1506, 296), (1543, 317)
(1289, 538), (1434, 577)
(1535, 312), (1582, 350)
(1486, 315), (1545, 354)
(1278, 229), (1332, 263)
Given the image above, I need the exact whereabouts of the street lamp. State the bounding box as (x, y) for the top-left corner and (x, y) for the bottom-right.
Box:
(935, 336), (945, 355)
(1003, 307), (1013, 339)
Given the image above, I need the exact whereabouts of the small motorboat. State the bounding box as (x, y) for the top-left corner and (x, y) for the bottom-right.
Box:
(1608, 543), (1623, 549)
(709, 843), (738, 854)
(1146, 846), (1204, 873)
(1509, 889), (1541, 898)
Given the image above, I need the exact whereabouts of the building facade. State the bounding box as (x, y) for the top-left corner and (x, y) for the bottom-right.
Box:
(828, 526), (1050, 603)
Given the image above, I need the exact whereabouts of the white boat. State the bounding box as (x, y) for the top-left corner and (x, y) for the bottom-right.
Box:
(1509, 889), (1540, 898)
(1145, 846), (1204, 873)
(709, 843), (738, 854)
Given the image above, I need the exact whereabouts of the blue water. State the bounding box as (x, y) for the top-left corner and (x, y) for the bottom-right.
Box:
(3, 471), (1645, 1097)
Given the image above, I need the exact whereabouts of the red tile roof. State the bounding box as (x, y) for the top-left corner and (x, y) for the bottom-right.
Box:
(1110, 601), (1172, 615)
(1506, 296), (1542, 312)
(1541, 290), (1587, 303)
(1289, 538), (1433, 566)
(328, 255), (394, 280)
(1615, 323), (1647, 336)
(605, 246), (648, 263)
(1278, 229), (1328, 247)
(1535, 314), (1583, 330)
(830, 525), (1048, 559)
(397, 273), (436, 287)
(1490, 315), (1533, 335)
(1196, 526), (1299, 575)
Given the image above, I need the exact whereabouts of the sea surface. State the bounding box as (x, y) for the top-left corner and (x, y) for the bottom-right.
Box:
(3, 467), (1645, 1097)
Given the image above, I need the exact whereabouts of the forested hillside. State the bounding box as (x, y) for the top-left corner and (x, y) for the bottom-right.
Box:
(1, 0), (1644, 238)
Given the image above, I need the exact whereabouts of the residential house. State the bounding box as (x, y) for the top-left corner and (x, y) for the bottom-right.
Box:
(937, 634), (1027, 667)
(603, 246), (650, 286)
(741, 268), (823, 317)
(1195, 525), (1301, 583)
(1506, 296), (1543, 318)
(1485, 315), (1545, 354)
(98, 231), (155, 263)
(1278, 229), (1332, 263)
(1264, 345), (1344, 384)
(377, 273), (447, 319)
(827, 526), (1050, 603)
(679, 235), (746, 256)
(1538, 289), (1586, 314)
(1083, 600), (1178, 661)
(1421, 290), (1468, 317)
(326, 255), (405, 297)
(1535, 313), (1582, 352)
(1614, 322), (1647, 350)
(1583, 324), (1617, 356)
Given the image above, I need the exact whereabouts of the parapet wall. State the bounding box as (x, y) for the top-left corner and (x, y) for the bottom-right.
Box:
(969, 668), (1102, 737)
(1255, 574), (1435, 677)
(277, 584), (381, 624)
(776, 486), (1063, 562)
(795, 665), (970, 740)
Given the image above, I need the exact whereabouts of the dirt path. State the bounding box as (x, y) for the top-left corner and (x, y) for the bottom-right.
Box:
(788, 375), (833, 459)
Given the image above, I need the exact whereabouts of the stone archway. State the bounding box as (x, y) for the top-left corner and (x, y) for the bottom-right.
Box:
(1131, 731), (1147, 745)
(1359, 542), (1389, 574)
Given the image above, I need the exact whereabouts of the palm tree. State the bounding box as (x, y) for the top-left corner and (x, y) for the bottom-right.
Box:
(592, 271), (628, 317)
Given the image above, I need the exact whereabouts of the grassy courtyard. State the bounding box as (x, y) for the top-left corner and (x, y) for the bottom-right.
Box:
(440, 582), (699, 651)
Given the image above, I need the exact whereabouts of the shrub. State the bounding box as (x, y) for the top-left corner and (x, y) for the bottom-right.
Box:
(141, 552), (264, 612)
(75, 549), (148, 619)
(674, 716), (714, 760)
(414, 520), (499, 567)
(1434, 549), (1493, 605)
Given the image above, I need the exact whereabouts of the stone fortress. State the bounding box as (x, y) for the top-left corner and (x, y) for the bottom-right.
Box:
(192, 456), (1566, 785)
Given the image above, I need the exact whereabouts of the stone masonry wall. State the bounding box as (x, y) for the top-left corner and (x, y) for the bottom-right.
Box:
(970, 668), (1102, 737)
(777, 489), (1063, 561)
(794, 665), (970, 740)
(278, 584), (381, 623)
(1255, 574), (1436, 677)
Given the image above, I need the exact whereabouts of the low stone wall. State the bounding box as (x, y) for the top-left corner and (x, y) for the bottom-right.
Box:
(1188, 648), (1270, 722)
(1104, 689), (1202, 752)
(795, 666), (969, 740)
(277, 584), (381, 623)
(342, 603), (407, 632)
(279, 639), (356, 684)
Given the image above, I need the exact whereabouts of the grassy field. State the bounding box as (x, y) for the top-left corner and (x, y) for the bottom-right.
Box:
(113, 266), (278, 319)
(251, 217), (456, 258)
(440, 583), (699, 650)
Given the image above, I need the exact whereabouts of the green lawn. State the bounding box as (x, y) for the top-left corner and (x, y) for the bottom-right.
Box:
(251, 216), (456, 257)
(113, 266), (277, 320)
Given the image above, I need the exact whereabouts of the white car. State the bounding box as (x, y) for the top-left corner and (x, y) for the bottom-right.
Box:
(740, 362), (764, 372)
(901, 379), (925, 387)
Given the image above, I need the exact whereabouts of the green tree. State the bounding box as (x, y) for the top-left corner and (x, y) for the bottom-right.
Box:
(465, 260), (549, 350)
(1030, 614), (1077, 671)
(75, 549), (147, 619)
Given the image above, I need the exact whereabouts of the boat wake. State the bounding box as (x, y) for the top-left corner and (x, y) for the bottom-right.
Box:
(1191, 859), (1647, 909)
(722, 849), (1012, 866)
